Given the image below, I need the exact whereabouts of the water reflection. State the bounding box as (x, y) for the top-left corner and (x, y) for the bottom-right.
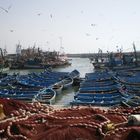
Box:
(54, 58), (94, 106)
(54, 57), (94, 78)
(55, 86), (79, 106)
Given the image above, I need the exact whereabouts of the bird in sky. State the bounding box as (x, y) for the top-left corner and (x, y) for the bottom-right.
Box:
(86, 33), (91, 36)
(50, 14), (53, 18)
(0, 6), (8, 13)
(8, 4), (12, 10)
(10, 30), (14, 32)
(37, 13), (42, 16)
(0, 4), (12, 13)
(91, 24), (96, 27)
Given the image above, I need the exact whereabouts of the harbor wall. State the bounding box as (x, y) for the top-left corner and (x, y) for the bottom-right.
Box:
(67, 51), (140, 58)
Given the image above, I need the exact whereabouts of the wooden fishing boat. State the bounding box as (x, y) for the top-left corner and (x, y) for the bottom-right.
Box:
(51, 83), (63, 95)
(71, 92), (122, 106)
(71, 70), (123, 106)
(85, 72), (113, 81)
(68, 69), (80, 85)
(0, 90), (38, 102)
(30, 71), (69, 81)
(74, 92), (121, 99)
(80, 80), (117, 88)
(68, 69), (80, 79)
(34, 88), (56, 104)
(79, 85), (118, 93)
(121, 96), (140, 107)
(70, 85), (129, 106)
(61, 77), (73, 89)
(16, 70), (71, 88)
(16, 75), (56, 87)
(116, 71), (140, 85)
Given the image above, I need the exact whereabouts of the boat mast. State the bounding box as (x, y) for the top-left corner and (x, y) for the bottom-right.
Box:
(0, 48), (4, 61)
(133, 42), (138, 66)
(59, 37), (63, 54)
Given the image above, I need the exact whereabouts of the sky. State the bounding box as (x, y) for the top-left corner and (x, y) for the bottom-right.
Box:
(0, 0), (140, 54)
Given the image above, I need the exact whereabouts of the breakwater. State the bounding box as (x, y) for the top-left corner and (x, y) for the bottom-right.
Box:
(67, 51), (140, 58)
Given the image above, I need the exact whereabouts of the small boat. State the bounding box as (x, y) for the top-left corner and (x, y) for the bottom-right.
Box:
(0, 91), (38, 102)
(61, 77), (73, 89)
(16, 75), (57, 87)
(74, 92), (121, 99)
(51, 83), (63, 95)
(85, 75), (113, 82)
(71, 94), (122, 106)
(121, 96), (140, 107)
(68, 69), (80, 86)
(80, 80), (117, 88)
(68, 69), (80, 79)
(71, 90), (124, 106)
(16, 70), (71, 88)
(34, 88), (56, 104)
(79, 85), (118, 93)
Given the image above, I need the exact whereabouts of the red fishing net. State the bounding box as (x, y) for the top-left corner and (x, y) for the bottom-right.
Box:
(0, 98), (140, 140)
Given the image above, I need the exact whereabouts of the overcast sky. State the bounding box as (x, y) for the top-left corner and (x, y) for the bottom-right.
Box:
(0, 0), (140, 54)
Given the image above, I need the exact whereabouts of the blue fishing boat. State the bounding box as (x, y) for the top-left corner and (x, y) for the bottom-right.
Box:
(80, 80), (116, 88)
(68, 69), (80, 79)
(85, 72), (113, 81)
(79, 85), (118, 93)
(71, 70), (126, 106)
(61, 77), (73, 89)
(16, 70), (76, 88)
(68, 69), (80, 85)
(0, 90), (39, 102)
(121, 95), (140, 107)
(71, 92), (123, 106)
(74, 92), (121, 99)
(34, 88), (56, 104)
(50, 82), (63, 95)
(16, 75), (58, 87)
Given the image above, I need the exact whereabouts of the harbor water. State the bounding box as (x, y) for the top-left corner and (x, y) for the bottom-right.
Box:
(8, 58), (94, 106)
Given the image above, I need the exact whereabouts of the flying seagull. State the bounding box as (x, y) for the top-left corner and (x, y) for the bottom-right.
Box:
(0, 5), (12, 13)
(91, 24), (96, 26)
(37, 13), (42, 16)
(8, 4), (12, 10)
(10, 30), (14, 32)
(0, 6), (8, 13)
(86, 33), (91, 36)
(50, 14), (53, 18)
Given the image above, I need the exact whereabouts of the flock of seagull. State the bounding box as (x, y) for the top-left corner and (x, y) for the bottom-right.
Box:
(0, 4), (99, 40)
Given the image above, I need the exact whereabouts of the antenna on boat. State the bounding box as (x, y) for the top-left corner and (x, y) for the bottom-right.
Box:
(59, 36), (64, 54)
(0, 48), (4, 60)
(133, 42), (138, 66)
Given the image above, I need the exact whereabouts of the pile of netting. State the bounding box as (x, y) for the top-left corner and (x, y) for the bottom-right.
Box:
(0, 98), (140, 140)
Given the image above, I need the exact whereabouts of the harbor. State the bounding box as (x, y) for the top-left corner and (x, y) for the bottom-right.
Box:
(1, 0), (140, 139)
(1, 57), (93, 106)
(1, 55), (140, 140)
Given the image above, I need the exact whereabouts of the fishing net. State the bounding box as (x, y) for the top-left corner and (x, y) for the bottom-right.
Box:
(0, 98), (140, 140)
